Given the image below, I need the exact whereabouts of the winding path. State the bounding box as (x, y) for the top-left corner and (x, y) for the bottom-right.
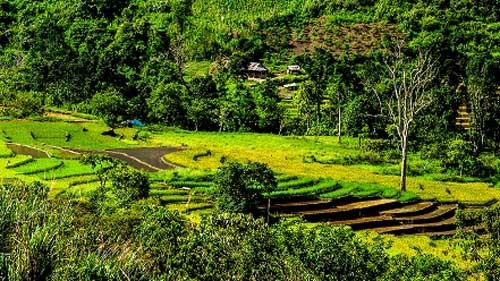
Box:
(57, 146), (180, 172)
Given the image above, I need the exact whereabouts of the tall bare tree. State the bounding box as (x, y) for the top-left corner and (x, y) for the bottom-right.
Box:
(373, 41), (438, 191)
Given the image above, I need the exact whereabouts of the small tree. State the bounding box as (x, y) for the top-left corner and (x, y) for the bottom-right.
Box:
(445, 139), (474, 177)
(81, 154), (150, 208)
(147, 82), (187, 127)
(88, 89), (127, 133)
(466, 53), (499, 151)
(296, 80), (323, 131)
(372, 40), (438, 191)
(253, 80), (283, 133)
(214, 161), (277, 214)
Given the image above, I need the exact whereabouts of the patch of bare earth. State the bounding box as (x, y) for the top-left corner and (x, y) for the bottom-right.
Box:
(289, 18), (400, 55)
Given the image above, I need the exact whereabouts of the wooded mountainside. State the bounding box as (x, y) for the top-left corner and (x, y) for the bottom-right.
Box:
(0, 0), (499, 153)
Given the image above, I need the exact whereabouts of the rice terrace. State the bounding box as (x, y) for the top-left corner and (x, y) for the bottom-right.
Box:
(1, 0), (499, 280)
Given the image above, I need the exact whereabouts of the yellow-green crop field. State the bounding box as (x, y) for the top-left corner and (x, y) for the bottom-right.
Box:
(156, 130), (500, 205)
(1, 119), (499, 205)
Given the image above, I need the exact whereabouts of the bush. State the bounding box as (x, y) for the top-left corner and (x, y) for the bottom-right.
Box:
(1, 91), (44, 118)
(380, 254), (464, 281)
(215, 161), (277, 213)
(305, 123), (335, 136)
(444, 139), (475, 177)
(362, 139), (392, 153)
(476, 153), (500, 178)
(193, 150), (212, 161)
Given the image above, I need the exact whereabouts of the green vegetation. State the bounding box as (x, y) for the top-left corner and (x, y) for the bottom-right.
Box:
(14, 158), (63, 175)
(0, 0), (499, 279)
(214, 161), (276, 213)
(0, 121), (139, 151)
(0, 143), (12, 158)
(269, 179), (338, 197)
(34, 160), (96, 179)
(1, 181), (473, 281)
(159, 130), (500, 205)
(277, 178), (317, 190)
(320, 181), (419, 202)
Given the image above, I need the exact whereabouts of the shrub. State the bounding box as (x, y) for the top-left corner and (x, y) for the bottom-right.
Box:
(362, 139), (392, 153)
(193, 150), (212, 161)
(444, 139), (475, 177)
(476, 153), (500, 178)
(215, 161), (277, 213)
(2, 91), (44, 118)
(380, 254), (464, 281)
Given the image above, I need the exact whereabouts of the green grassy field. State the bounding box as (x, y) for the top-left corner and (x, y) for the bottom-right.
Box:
(1, 119), (499, 205)
(155, 130), (500, 205)
(0, 120), (141, 152)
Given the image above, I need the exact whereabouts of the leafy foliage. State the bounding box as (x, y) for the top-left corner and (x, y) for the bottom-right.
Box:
(215, 161), (277, 212)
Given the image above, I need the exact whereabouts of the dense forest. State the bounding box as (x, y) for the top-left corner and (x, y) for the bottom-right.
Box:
(0, 0), (499, 141)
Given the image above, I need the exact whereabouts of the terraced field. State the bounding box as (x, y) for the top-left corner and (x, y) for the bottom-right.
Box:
(255, 175), (480, 236)
(263, 198), (459, 236)
(1, 142), (214, 220)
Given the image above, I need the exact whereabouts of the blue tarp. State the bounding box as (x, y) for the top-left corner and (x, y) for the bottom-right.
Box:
(131, 119), (144, 127)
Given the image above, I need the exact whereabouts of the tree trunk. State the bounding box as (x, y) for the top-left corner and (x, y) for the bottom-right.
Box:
(337, 107), (342, 144)
(316, 102), (321, 124)
(400, 135), (408, 192)
(266, 198), (271, 224)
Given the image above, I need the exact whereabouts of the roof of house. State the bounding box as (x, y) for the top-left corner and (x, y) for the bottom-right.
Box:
(283, 83), (298, 88)
(247, 62), (268, 72)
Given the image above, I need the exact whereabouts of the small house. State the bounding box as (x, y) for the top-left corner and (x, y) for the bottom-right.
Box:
(287, 65), (301, 75)
(245, 62), (269, 78)
(283, 83), (298, 91)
